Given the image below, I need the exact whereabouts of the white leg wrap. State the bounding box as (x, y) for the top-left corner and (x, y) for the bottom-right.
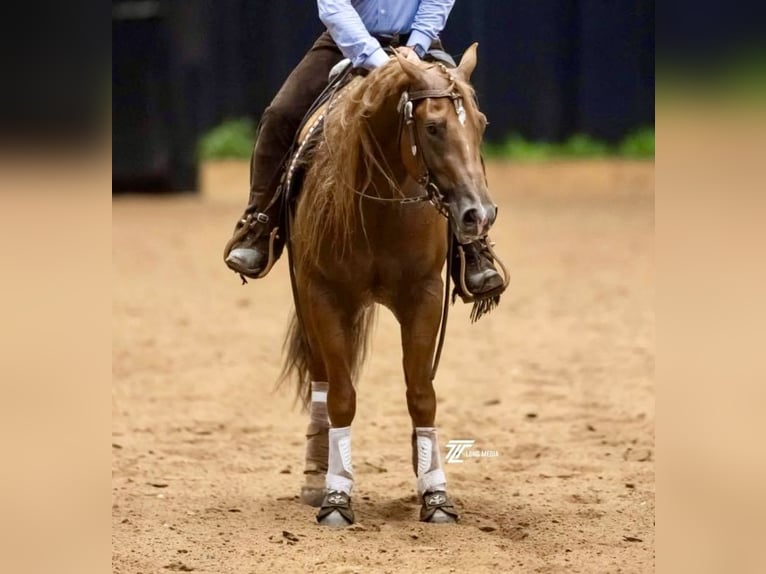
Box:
(326, 426), (354, 495)
(309, 381), (329, 426)
(414, 427), (447, 495)
(305, 382), (330, 472)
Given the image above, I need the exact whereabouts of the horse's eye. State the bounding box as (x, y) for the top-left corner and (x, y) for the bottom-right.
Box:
(425, 124), (439, 136)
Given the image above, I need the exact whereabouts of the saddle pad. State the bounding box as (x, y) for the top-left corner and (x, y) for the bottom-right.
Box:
(297, 80), (355, 144)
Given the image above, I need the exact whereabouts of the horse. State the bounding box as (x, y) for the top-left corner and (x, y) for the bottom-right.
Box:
(281, 44), (499, 525)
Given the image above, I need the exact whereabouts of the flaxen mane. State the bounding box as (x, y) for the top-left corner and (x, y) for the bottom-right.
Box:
(294, 58), (481, 263)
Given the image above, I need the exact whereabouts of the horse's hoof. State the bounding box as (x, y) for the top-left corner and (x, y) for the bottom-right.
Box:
(426, 508), (457, 523)
(316, 490), (354, 526)
(318, 509), (353, 526)
(300, 485), (326, 507)
(420, 490), (459, 523)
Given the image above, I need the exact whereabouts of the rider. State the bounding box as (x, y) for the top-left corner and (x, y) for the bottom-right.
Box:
(224, 0), (503, 298)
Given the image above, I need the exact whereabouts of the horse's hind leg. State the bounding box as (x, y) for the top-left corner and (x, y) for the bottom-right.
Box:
(302, 281), (359, 526)
(397, 279), (459, 523)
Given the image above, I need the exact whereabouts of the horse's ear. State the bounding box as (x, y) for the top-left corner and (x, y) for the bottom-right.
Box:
(394, 50), (426, 84)
(456, 43), (478, 81)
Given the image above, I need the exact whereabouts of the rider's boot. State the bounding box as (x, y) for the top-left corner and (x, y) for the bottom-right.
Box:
(223, 126), (287, 279)
(451, 235), (508, 320)
(223, 196), (285, 279)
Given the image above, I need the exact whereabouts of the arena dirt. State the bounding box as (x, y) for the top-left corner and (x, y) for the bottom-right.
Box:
(113, 160), (654, 573)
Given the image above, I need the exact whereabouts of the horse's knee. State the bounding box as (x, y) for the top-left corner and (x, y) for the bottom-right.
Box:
(406, 386), (436, 424)
(327, 384), (356, 427)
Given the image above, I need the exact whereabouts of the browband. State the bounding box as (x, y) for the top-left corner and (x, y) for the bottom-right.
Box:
(407, 86), (458, 101)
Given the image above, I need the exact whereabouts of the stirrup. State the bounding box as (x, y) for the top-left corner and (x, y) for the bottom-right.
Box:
(223, 213), (281, 283)
(453, 240), (511, 322)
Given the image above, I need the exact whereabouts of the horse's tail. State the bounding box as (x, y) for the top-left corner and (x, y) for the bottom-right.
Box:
(280, 306), (376, 410)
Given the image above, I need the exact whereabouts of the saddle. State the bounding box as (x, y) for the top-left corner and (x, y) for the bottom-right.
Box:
(280, 62), (357, 204)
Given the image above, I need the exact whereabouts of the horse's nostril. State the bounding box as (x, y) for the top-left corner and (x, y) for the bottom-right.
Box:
(461, 207), (480, 228)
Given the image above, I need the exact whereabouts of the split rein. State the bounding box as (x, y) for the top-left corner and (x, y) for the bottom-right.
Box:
(351, 83), (470, 381)
(388, 84), (468, 381)
(286, 78), (472, 382)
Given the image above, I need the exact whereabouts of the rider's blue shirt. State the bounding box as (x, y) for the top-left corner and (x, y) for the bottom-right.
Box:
(317, 0), (456, 69)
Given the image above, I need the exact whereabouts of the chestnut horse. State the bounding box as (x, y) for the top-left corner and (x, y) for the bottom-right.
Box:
(281, 45), (498, 525)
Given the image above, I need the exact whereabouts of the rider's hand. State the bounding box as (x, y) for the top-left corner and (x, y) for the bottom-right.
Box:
(396, 46), (420, 63)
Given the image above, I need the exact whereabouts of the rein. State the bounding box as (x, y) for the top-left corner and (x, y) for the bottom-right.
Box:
(286, 71), (469, 383)
(346, 79), (466, 381)
(399, 82), (465, 380)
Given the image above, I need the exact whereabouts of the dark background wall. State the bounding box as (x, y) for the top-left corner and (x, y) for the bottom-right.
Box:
(112, 0), (655, 190)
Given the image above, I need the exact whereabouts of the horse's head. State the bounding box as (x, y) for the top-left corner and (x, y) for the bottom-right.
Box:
(396, 44), (496, 243)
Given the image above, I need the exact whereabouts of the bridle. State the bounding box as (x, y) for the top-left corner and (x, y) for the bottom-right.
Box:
(350, 65), (469, 219)
(394, 81), (466, 217)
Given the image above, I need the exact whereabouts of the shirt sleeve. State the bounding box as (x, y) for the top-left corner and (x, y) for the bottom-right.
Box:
(317, 0), (389, 69)
(405, 0), (456, 56)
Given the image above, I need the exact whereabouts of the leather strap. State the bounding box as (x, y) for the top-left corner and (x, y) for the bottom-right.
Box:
(408, 86), (457, 101)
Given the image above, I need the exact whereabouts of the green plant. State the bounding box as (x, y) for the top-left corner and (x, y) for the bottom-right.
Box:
(199, 117), (654, 162)
(618, 127), (655, 158)
(198, 118), (256, 160)
(484, 134), (556, 160)
(561, 133), (611, 158)
(483, 129), (654, 161)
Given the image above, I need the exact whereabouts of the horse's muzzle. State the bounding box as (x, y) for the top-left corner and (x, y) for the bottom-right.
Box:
(453, 201), (496, 243)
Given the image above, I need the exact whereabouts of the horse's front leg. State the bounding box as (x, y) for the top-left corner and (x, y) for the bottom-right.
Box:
(397, 277), (460, 523)
(303, 279), (359, 526)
